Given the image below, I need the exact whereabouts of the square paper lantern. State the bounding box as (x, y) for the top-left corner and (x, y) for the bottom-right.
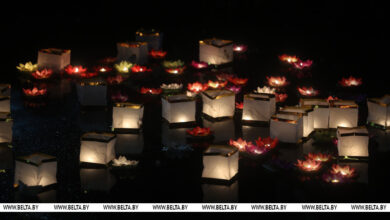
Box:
(76, 78), (107, 106)
(162, 94), (196, 124)
(337, 127), (369, 157)
(0, 112), (12, 143)
(202, 181), (238, 202)
(279, 106), (314, 137)
(80, 132), (116, 165)
(115, 133), (144, 155)
(37, 48), (71, 71)
(367, 95), (390, 128)
(270, 113), (304, 143)
(0, 96), (10, 112)
(162, 122), (187, 148)
(80, 168), (116, 192)
(199, 38), (233, 65)
(300, 98), (330, 129)
(0, 84), (11, 96)
(116, 42), (148, 65)
(112, 103), (144, 131)
(329, 100), (358, 128)
(203, 118), (235, 143)
(242, 93), (276, 122)
(14, 153), (57, 187)
(135, 29), (163, 50)
(202, 145), (238, 181)
(202, 89), (235, 119)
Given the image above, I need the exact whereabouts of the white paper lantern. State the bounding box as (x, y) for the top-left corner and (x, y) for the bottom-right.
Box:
(202, 181), (238, 202)
(337, 127), (369, 157)
(202, 145), (238, 181)
(37, 48), (71, 71)
(203, 118), (235, 143)
(0, 143), (13, 169)
(14, 153), (57, 187)
(242, 93), (276, 122)
(76, 78), (107, 106)
(202, 89), (235, 119)
(270, 113), (304, 143)
(329, 100), (358, 128)
(135, 29), (163, 50)
(0, 96), (10, 112)
(116, 42), (148, 65)
(199, 39), (234, 65)
(0, 84), (11, 96)
(300, 98), (330, 129)
(161, 122), (187, 148)
(80, 168), (116, 192)
(80, 132), (116, 165)
(115, 133), (144, 155)
(112, 103), (144, 131)
(279, 106), (314, 137)
(0, 112), (12, 143)
(367, 95), (390, 128)
(162, 94), (196, 124)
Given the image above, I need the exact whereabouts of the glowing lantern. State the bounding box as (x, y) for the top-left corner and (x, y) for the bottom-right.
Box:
(64, 65), (87, 76)
(279, 106), (314, 137)
(135, 29), (163, 50)
(0, 96), (10, 112)
(275, 93), (288, 103)
(298, 87), (319, 97)
(199, 38), (234, 65)
(337, 127), (369, 157)
(329, 100), (358, 128)
(306, 153), (332, 162)
(242, 93), (276, 122)
(229, 138), (252, 151)
(227, 77), (248, 86)
(270, 113), (304, 143)
(187, 127), (212, 137)
(14, 153), (57, 187)
(114, 61), (134, 73)
(331, 164), (357, 178)
(233, 44), (247, 53)
(23, 87), (47, 97)
(191, 61), (209, 69)
(80, 168), (116, 192)
(202, 145), (238, 181)
(300, 98), (330, 129)
(202, 90), (235, 119)
(203, 118), (235, 143)
(131, 65), (151, 73)
(149, 49), (167, 59)
(254, 86), (275, 94)
(208, 80), (227, 89)
(202, 181), (238, 202)
(367, 95), (390, 128)
(37, 48), (71, 71)
(187, 82), (209, 94)
(76, 78), (107, 106)
(116, 42), (148, 64)
(267, 76), (287, 87)
(16, 62), (38, 73)
(112, 103), (144, 131)
(106, 75), (124, 85)
(294, 59), (313, 69)
(80, 132), (116, 165)
(162, 60), (186, 75)
(0, 112), (12, 143)
(115, 133), (144, 155)
(31, 69), (53, 79)
(162, 94), (196, 124)
(339, 76), (362, 87)
(295, 159), (322, 172)
(278, 54), (299, 63)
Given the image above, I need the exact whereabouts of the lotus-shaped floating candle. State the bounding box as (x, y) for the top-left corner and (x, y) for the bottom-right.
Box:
(295, 159), (322, 172)
(227, 85), (242, 94)
(163, 60), (186, 74)
(17, 62), (38, 72)
(229, 138), (252, 151)
(94, 66), (113, 73)
(106, 75), (124, 85)
(186, 127), (212, 136)
(23, 87), (47, 97)
(233, 44), (248, 53)
(216, 73), (234, 81)
(254, 86), (276, 94)
(298, 87), (319, 96)
(187, 82), (209, 93)
(131, 65), (152, 73)
(330, 164), (357, 178)
(235, 102), (243, 110)
(140, 87), (162, 95)
(275, 93), (288, 102)
(245, 144), (268, 155)
(111, 92), (128, 102)
(112, 156), (139, 167)
(227, 77), (248, 86)
(305, 153), (332, 162)
(255, 137), (278, 150)
(267, 76), (287, 87)
(191, 61), (209, 69)
(31, 69), (53, 79)
(160, 83), (183, 90)
(64, 65), (87, 76)
(208, 80), (227, 89)
(339, 76), (363, 87)
(114, 61), (134, 73)
(294, 59), (313, 69)
(327, 96), (339, 102)
(279, 54), (299, 63)
(149, 49), (167, 59)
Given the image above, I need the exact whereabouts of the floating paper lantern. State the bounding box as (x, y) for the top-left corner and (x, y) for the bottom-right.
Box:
(14, 153), (57, 187)
(199, 38), (234, 65)
(242, 93), (276, 122)
(187, 82), (209, 94)
(270, 113), (304, 143)
(294, 59), (313, 69)
(116, 42), (148, 64)
(298, 87), (319, 97)
(37, 48), (71, 71)
(115, 133), (143, 155)
(114, 61), (134, 74)
(140, 87), (162, 95)
(162, 60), (186, 75)
(202, 145), (238, 181)
(64, 65), (87, 76)
(80, 168), (116, 192)
(76, 78), (107, 106)
(367, 95), (390, 128)
(16, 62), (38, 73)
(295, 158), (322, 172)
(337, 127), (369, 157)
(149, 49), (167, 59)
(135, 29), (163, 50)
(80, 132), (116, 165)
(202, 181), (238, 202)
(208, 80), (227, 89)
(329, 100), (358, 128)
(300, 98), (330, 129)
(233, 44), (247, 53)
(203, 118), (235, 143)
(0, 112), (12, 143)
(23, 87), (47, 97)
(31, 69), (53, 79)
(279, 106), (314, 137)
(0, 96), (10, 112)
(202, 89), (235, 119)
(112, 102), (144, 131)
(339, 76), (362, 87)
(278, 54), (299, 63)
(267, 76), (287, 87)
(191, 61), (209, 69)
(161, 94), (196, 124)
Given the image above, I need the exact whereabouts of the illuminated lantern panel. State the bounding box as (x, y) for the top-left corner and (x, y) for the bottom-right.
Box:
(367, 95), (390, 128)
(162, 123), (188, 148)
(279, 106), (314, 137)
(202, 181), (238, 202)
(76, 78), (107, 106)
(116, 42), (148, 65)
(203, 118), (235, 143)
(199, 38), (233, 65)
(112, 103), (144, 130)
(202, 145), (238, 181)
(0, 96), (10, 112)
(242, 93), (275, 122)
(202, 90), (235, 119)
(37, 48), (71, 71)
(270, 113), (304, 143)
(337, 127), (369, 157)
(14, 153), (57, 187)
(300, 98), (330, 129)
(161, 94), (196, 124)
(80, 168), (116, 192)
(0, 112), (12, 143)
(79, 132), (116, 165)
(115, 133), (144, 155)
(135, 29), (163, 50)
(329, 100), (358, 128)
(0, 84), (11, 96)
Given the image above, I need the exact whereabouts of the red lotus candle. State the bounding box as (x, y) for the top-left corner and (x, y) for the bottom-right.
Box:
(186, 127), (211, 136)
(330, 164), (357, 178)
(23, 87), (47, 97)
(191, 61), (209, 69)
(267, 76), (287, 87)
(229, 138), (252, 151)
(298, 87), (319, 96)
(106, 75), (124, 85)
(31, 69), (53, 79)
(295, 159), (322, 172)
(294, 59), (313, 69)
(140, 87), (162, 95)
(187, 82), (209, 93)
(233, 44), (248, 53)
(255, 137), (278, 150)
(208, 80), (227, 89)
(339, 76), (362, 87)
(165, 67), (186, 75)
(227, 77), (248, 86)
(65, 65), (87, 76)
(149, 49), (167, 59)
(279, 54), (299, 63)
(131, 65), (152, 73)
(235, 102), (243, 110)
(305, 153), (332, 162)
(275, 93), (288, 102)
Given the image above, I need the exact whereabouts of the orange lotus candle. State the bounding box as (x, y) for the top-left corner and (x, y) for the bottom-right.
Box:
(339, 76), (362, 87)
(131, 65), (152, 73)
(187, 82), (209, 93)
(229, 138), (252, 151)
(295, 159), (322, 172)
(279, 54), (299, 63)
(267, 76), (287, 87)
(65, 65), (87, 76)
(23, 87), (47, 97)
(330, 164), (357, 178)
(149, 49), (167, 59)
(298, 87), (319, 96)
(208, 80), (227, 89)
(31, 69), (53, 79)
(140, 87), (162, 95)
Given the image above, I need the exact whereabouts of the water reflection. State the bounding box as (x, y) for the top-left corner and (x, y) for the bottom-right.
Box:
(80, 168), (116, 193)
(202, 181), (238, 202)
(115, 133), (144, 156)
(203, 118), (235, 144)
